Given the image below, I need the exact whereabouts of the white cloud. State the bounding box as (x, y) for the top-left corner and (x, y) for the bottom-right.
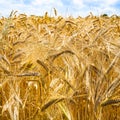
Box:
(32, 0), (55, 5)
(72, 0), (84, 7)
(71, 0), (119, 16)
(72, 0), (119, 7)
(102, 0), (118, 5)
(32, 0), (63, 7)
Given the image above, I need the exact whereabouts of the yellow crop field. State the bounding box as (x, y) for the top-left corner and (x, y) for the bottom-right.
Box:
(0, 11), (120, 120)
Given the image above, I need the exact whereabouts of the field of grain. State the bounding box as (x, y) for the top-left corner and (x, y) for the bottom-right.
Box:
(0, 11), (120, 120)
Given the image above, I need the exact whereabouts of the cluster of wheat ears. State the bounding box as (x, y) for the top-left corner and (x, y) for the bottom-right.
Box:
(0, 11), (120, 120)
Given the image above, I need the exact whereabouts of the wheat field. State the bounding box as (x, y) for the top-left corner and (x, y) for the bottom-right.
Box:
(0, 11), (120, 120)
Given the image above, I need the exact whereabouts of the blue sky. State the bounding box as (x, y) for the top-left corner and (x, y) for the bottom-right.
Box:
(0, 0), (120, 17)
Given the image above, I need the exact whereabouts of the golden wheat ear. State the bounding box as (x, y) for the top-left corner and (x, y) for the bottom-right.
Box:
(101, 98), (120, 106)
(41, 98), (64, 112)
